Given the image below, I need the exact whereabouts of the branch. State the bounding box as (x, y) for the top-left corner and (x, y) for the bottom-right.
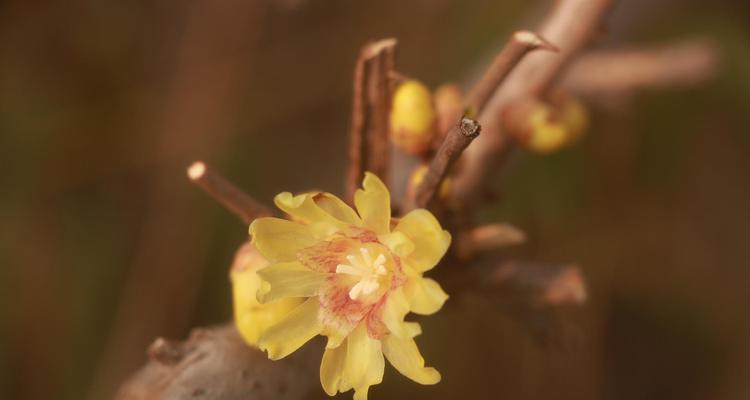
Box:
(488, 262), (587, 307)
(563, 38), (719, 96)
(346, 38), (397, 201)
(454, 223), (526, 261)
(408, 117), (481, 210)
(116, 325), (319, 400)
(188, 161), (273, 224)
(465, 30), (557, 115)
(452, 0), (614, 207)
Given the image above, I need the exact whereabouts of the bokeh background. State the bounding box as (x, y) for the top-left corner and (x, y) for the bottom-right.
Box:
(2, 0), (750, 399)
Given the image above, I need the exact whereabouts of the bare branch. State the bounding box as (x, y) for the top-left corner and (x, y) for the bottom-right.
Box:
(346, 38), (397, 201)
(491, 262), (587, 307)
(188, 161), (272, 224)
(408, 117), (481, 210)
(455, 223), (526, 261)
(465, 30), (557, 115)
(563, 38), (719, 96)
(116, 325), (319, 400)
(453, 0), (614, 207)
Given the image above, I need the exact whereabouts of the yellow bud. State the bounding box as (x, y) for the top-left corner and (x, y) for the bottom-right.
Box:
(408, 164), (451, 200)
(434, 83), (464, 136)
(527, 105), (568, 154)
(560, 94), (589, 143)
(230, 242), (301, 347)
(390, 80), (436, 155)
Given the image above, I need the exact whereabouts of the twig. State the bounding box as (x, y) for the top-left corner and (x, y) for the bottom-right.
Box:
(452, 0), (614, 207)
(465, 30), (557, 115)
(455, 223), (526, 261)
(346, 38), (397, 201)
(563, 38), (719, 95)
(409, 117), (481, 210)
(490, 262), (587, 306)
(116, 325), (319, 400)
(187, 161), (272, 224)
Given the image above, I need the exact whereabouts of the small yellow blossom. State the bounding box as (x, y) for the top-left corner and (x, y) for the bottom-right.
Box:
(390, 80), (437, 155)
(231, 242), (301, 346)
(246, 172), (450, 400)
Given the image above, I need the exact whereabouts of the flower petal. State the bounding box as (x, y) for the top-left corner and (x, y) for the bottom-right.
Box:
(381, 288), (411, 338)
(230, 247), (301, 346)
(313, 192), (362, 226)
(345, 323), (385, 400)
(320, 341), (348, 396)
(382, 333), (441, 385)
(249, 217), (318, 262)
(258, 297), (322, 360)
(378, 231), (415, 259)
(274, 192), (348, 237)
(403, 276), (449, 315)
(394, 209), (451, 272)
(354, 172), (391, 235)
(256, 261), (329, 303)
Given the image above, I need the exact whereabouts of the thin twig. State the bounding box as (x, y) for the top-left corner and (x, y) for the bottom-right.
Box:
(491, 262), (587, 306)
(346, 38), (397, 201)
(465, 30), (557, 115)
(563, 38), (719, 95)
(409, 117), (481, 210)
(455, 223), (526, 261)
(452, 0), (614, 207)
(188, 161), (272, 224)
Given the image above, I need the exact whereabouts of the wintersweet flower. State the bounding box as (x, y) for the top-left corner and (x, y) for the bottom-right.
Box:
(247, 172), (451, 400)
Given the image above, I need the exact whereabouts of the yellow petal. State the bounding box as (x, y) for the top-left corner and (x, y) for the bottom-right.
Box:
(274, 192), (348, 237)
(378, 231), (415, 259)
(313, 192), (362, 226)
(249, 218), (317, 262)
(320, 341), (348, 396)
(258, 297), (322, 360)
(381, 288), (410, 338)
(382, 333), (441, 385)
(345, 323), (384, 400)
(394, 209), (451, 272)
(354, 172), (391, 235)
(230, 249), (301, 346)
(256, 261), (329, 303)
(403, 276), (449, 315)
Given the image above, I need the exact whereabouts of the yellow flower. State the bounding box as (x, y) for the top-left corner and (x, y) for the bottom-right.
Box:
(247, 172), (450, 400)
(230, 242), (301, 346)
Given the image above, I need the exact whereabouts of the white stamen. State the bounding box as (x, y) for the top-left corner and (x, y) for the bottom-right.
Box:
(335, 246), (390, 300)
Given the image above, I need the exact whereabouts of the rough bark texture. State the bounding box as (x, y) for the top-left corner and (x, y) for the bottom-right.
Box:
(116, 325), (320, 400)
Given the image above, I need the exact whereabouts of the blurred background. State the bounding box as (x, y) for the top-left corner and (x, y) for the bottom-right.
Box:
(2, 0), (750, 399)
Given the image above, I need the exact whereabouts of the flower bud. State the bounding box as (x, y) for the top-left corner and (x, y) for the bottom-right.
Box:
(506, 94), (589, 154)
(390, 80), (436, 155)
(434, 83), (464, 137)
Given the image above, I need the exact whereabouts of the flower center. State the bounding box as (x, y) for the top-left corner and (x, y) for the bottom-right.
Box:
(335, 247), (388, 300)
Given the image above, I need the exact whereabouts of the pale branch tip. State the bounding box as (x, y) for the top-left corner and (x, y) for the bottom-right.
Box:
(465, 29), (556, 116)
(187, 160), (272, 224)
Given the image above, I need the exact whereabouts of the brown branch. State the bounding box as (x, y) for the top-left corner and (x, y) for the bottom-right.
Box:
(490, 262), (587, 307)
(187, 161), (272, 224)
(408, 117), (481, 210)
(465, 30), (557, 115)
(455, 223), (526, 261)
(116, 324), (320, 400)
(452, 0), (614, 207)
(563, 38), (719, 96)
(346, 38), (397, 201)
